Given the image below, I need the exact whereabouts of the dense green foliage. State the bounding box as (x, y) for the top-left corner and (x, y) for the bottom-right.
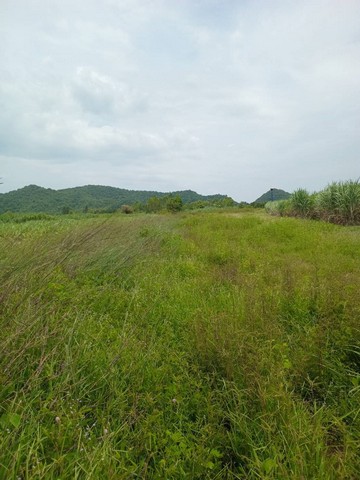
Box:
(143, 195), (184, 213)
(254, 188), (291, 204)
(0, 185), (234, 214)
(166, 195), (183, 213)
(0, 210), (359, 478)
(266, 180), (360, 225)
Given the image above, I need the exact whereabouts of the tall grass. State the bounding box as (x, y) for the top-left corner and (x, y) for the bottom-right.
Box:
(291, 188), (315, 217)
(266, 180), (360, 225)
(0, 211), (359, 478)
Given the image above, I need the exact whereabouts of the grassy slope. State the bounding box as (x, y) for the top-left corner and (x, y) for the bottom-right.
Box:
(0, 211), (359, 479)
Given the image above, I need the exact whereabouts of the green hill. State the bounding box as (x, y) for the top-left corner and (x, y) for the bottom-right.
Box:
(0, 185), (234, 214)
(254, 188), (291, 203)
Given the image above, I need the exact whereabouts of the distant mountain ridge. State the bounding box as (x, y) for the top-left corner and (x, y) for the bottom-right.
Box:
(0, 185), (234, 214)
(254, 188), (291, 203)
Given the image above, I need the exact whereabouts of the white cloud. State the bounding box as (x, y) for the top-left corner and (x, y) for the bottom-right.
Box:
(73, 67), (117, 115)
(0, 0), (360, 201)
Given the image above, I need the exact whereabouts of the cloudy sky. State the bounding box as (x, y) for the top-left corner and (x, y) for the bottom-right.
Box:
(1, 0), (359, 201)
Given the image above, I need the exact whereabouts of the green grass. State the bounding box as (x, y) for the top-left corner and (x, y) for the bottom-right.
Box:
(0, 210), (359, 479)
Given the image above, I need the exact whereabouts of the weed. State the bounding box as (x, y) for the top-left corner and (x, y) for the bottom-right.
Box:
(0, 211), (359, 478)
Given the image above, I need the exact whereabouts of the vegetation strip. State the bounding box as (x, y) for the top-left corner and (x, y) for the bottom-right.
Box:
(266, 180), (360, 225)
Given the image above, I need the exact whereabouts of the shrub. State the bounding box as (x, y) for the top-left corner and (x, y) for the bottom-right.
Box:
(166, 195), (183, 213)
(121, 204), (134, 214)
(145, 196), (162, 213)
(186, 200), (209, 210)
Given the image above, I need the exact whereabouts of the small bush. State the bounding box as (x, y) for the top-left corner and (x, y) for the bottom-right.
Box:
(121, 204), (134, 214)
(166, 195), (183, 213)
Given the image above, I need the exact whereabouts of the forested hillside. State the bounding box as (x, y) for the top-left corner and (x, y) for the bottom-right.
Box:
(0, 185), (234, 214)
(254, 188), (291, 203)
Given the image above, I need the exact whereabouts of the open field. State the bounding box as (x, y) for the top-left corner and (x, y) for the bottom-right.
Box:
(0, 210), (359, 479)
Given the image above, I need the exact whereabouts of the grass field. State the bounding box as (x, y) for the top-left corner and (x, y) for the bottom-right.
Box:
(0, 210), (359, 479)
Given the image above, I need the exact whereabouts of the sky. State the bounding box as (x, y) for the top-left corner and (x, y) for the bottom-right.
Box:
(0, 0), (359, 202)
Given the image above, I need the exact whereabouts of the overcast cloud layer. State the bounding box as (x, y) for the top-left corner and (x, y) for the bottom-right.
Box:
(1, 0), (359, 201)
